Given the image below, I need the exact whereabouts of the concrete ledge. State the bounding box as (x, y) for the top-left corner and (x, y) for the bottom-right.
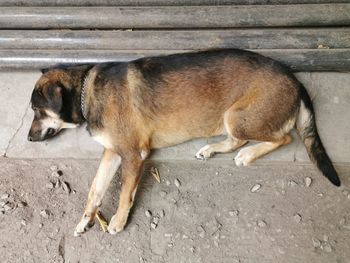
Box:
(1, 71), (349, 164)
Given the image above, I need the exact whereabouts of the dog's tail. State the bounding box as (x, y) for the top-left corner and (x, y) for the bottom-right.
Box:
(295, 86), (341, 186)
(296, 85), (341, 186)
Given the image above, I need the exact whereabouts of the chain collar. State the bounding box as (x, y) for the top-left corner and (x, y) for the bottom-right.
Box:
(81, 72), (89, 120)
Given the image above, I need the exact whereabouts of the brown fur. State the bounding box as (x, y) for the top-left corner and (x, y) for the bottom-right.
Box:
(28, 49), (339, 235)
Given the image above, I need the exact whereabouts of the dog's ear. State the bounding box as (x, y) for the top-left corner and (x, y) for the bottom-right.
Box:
(47, 85), (63, 112)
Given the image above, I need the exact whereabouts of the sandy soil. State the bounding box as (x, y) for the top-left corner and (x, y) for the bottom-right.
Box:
(0, 157), (349, 263)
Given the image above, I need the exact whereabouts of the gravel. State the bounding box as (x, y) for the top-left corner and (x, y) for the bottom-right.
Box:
(251, 184), (261, 193)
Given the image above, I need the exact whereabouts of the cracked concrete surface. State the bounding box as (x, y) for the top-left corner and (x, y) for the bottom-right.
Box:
(0, 159), (349, 263)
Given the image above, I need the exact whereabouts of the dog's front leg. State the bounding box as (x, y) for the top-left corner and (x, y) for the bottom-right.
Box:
(108, 154), (144, 234)
(74, 149), (121, 236)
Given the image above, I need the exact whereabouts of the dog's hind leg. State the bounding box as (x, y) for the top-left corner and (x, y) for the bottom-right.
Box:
(74, 149), (121, 236)
(108, 153), (144, 234)
(195, 136), (247, 159)
(234, 134), (292, 166)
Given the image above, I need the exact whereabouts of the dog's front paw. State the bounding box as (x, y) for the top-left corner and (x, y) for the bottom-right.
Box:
(107, 214), (127, 235)
(234, 147), (254, 167)
(74, 215), (95, 237)
(195, 145), (214, 160)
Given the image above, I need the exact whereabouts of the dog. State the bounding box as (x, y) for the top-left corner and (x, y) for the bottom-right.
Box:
(28, 49), (341, 236)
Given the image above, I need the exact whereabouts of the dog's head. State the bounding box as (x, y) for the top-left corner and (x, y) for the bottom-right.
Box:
(28, 65), (91, 142)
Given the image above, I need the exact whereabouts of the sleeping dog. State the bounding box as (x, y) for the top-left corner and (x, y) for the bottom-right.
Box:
(27, 49), (341, 236)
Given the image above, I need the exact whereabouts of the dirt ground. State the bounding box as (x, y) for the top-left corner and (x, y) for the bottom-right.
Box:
(0, 157), (349, 263)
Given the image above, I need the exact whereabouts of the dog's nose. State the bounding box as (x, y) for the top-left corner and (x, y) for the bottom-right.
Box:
(28, 135), (33, 141)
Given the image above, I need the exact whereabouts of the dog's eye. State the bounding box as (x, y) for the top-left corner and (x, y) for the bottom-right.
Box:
(47, 128), (55, 136)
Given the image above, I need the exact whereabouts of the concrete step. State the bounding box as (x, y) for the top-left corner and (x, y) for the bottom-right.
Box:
(0, 71), (349, 164)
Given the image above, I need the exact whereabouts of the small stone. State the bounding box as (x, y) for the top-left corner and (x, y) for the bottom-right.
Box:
(0, 201), (7, 207)
(312, 237), (321, 248)
(257, 220), (267, 228)
(39, 223), (43, 228)
(18, 201), (27, 208)
(215, 172), (219, 176)
(0, 194), (9, 200)
(174, 179), (181, 188)
(61, 181), (71, 194)
(150, 222), (157, 229)
(323, 235), (329, 242)
(159, 210), (165, 218)
(288, 180), (298, 187)
(4, 204), (13, 211)
(323, 244), (332, 253)
(190, 247), (195, 253)
(159, 191), (167, 198)
(153, 216), (160, 225)
(182, 234), (189, 239)
(54, 180), (61, 188)
(229, 210), (239, 217)
(21, 219), (26, 226)
(166, 180), (171, 186)
(305, 177), (312, 187)
(50, 165), (58, 171)
(251, 184), (261, 193)
(294, 214), (302, 223)
(167, 243), (173, 248)
(46, 182), (54, 189)
(145, 210), (152, 218)
(51, 170), (63, 177)
(72, 190), (76, 194)
(40, 209), (50, 219)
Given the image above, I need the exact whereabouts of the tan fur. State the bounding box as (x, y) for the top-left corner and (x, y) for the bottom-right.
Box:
(30, 50), (305, 235)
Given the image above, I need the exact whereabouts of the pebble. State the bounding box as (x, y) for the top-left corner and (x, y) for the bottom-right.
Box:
(3, 204), (13, 211)
(40, 209), (50, 219)
(312, 237), (321, 248)
(62, 181), (71, 193)
(159, 210), (165, 218)
(305, 177), (312, 187)
(167, 243), (173, 248)
(174, 179), (181, 188)
(159, 191), (167, 198)
(51, 170), (63, 177)
(18, 201), (27, 208)
(294, 214), (302, 223)
(0, 194), (9, 200)
(288, 180), (298, 187)
(257, 220), (267, 228)
(190, 247), (195, 253)
(229, 210), (239, 217)
(46, 182), (54, 189)
(21, 219), (26, 226)
(153, 216), (160, 225)
(39, 223), (43, 228)
(54, 180), (61, 188)
(0, 201), (7, 207)
(251, 184), (261, 193)
(145, 210), (152, 218)
(50, 165), (58, 171)
(323, 244), (332, 253)
(150, 222), (157, 229)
